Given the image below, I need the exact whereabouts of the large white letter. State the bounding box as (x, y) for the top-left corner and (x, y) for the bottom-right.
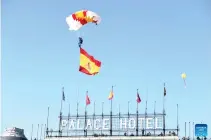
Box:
(61, 120), (67, 127)
(146, 118), (153, 129)
(77, 119), (83, 129)
(139, 118), (145, 129)
(94, 119), (101, 130)
(120, 118), (127, 129)
(155, 117), (163, 129)
(68, 119), (75, 130)
(103, 119), (110, 130)
(86, 119), (92, 130)
(129, 118), (136, 129)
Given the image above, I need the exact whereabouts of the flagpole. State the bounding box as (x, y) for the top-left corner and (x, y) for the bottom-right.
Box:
(84, 103), (87, 137)
(76, 101), (79, 136)
(31, 124), (33, 140)
(59, 87), (64, 137)
(40, 124), (43, 140)
(145, 87), (148, 136)
(192, 122), (194, 140)
(136, 89), (139, 136)
(37, 124), (39, 140)
(118, 104), (121, 136)
(44, 124), (46, 138)
(67, 103), (70, 136)
(154, 101), (156, 136)
(101, 102), (104, 136)
(185, 122), (186, 138)
(93, 101), (95, 135)
(163, 83), (166, 136)
(84, 90), (88, 137)
(177, 104), (179, 136)
(76, 88), (79, 136)
(127, 100), (130, 135)
(189, 122), (190, 139)
(110, 85), (113, 136)
(77, 102), (79, 117)
(46, 107), (49, 137)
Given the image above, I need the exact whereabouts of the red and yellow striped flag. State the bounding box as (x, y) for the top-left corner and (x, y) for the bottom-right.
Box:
(79, 47), (101, 75)
(108, 91), (114, 100)
(86, 94), (90, 106)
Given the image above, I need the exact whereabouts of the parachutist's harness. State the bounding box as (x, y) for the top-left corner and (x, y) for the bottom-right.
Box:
(78, 37), (83, 48)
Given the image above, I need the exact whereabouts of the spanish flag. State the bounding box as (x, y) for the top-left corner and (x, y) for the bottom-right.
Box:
(108, 91), (114, 100)
(79, 47), (101, 75)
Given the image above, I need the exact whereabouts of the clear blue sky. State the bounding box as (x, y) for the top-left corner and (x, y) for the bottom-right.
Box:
(2, 0), (211, 139)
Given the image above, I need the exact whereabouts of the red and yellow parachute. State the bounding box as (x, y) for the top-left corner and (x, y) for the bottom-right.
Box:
(66, 10), (101, 31)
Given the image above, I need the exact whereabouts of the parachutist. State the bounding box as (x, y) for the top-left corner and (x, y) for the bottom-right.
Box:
(79, 37), (83, 44)
(78, 37), (83, 48)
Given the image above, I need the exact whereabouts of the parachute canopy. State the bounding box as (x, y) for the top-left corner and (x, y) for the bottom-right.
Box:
(66, 10), (101, 31)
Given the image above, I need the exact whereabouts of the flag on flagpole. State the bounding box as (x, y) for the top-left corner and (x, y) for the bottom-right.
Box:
(62, 87), (65, 101)
(136, 93), (141, 103)
(108, 91), (114, 100)
(79, 47), (101, 75)
(86, 93), (91, 105)
(164, 86), (166, 96)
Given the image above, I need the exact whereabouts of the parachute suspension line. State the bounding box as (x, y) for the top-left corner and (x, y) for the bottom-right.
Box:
(76, 31), (85, 38)
(76, 31), (81, 38)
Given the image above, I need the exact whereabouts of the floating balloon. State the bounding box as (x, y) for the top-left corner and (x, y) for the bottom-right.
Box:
(181, 73), (187, 88)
